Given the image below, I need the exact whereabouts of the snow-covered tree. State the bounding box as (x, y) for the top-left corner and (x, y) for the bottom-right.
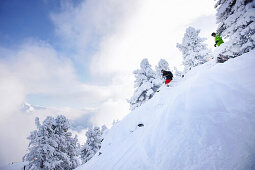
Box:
(177, 27), (212, 73)
(23, 115), (80, 170)
(155, 59), (170, 82)
(129, 58), (161, 110)
(174, 66), (183, 78)
(112, 119), (119, 126)
(215, 0), (255, 56)
(101, 125), (108, 135)
(80, 126), (103, 164)
(54, 115), (80, 169)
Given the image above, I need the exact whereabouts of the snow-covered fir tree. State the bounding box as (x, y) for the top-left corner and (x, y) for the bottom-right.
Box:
(215, 0), (255, 56)
(23, 115), (80, 170)
(101, 125), (108, 135)
(112, 119), (119, 126)
(129, 58), (161, 110)
(54, 115), (80, 169)
(174, 66), (183, 78)
(155, 59), (170, 83)
(80, 126), (103, 164)
(177, 27), (211, 73)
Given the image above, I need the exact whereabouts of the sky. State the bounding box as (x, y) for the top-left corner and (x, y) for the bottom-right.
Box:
(0, 0), (217, 166)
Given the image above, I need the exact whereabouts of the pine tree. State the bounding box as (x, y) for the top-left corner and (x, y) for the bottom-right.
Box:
(155, 59), (170, 83)
(129, 58), (160, 110)
(80, 126), (103, 164)
(54, 115), (80, 169)
(101, 125), (108, 135)
(215, 0), (255, 56)
(112, 119), (119, 126)
(23, 115), (80, 170)
(177, 27), (211, 73)
(174, 66), (183, 78)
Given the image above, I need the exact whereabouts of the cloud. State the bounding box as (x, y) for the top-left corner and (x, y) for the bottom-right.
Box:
(0, 66), (26, 123)
(0, 41), (79, 165)
(0, 112), (34, 166)
(91, 0), (216, 74)
(50, 0), (139, 59)
(90, 98), (129, 127)
(0, 39), (130, 165)
(51, 0), (216, 78)
(0, 41), (77, 94)
(0, 40), (118, 107)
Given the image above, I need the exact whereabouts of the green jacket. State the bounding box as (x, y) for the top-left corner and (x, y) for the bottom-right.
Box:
(215, 34), (224, 46)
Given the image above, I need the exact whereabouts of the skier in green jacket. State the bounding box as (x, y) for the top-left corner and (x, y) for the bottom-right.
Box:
(211, 32), (224, 47)
(211, 32), (228, 63)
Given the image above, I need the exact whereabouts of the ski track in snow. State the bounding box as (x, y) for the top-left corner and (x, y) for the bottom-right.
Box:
(78, 51), (255, 170)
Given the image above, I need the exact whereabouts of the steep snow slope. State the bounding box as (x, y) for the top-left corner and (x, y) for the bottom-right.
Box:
(77, 51), (255, 170)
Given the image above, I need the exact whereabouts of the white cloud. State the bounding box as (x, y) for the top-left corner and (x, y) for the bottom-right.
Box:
(50, 0), (139, 58)
(90, 98), (129, 127)
(0, 40), (119, 106)
(51, 0), (216, 77)
(0, 66), (26, 124)
(0, 111), (36, 166)
(89, 0), (216, 75)
(0, 41), (77, 94)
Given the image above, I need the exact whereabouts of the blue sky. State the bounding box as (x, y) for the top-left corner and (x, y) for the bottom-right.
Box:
(0, 0), (58, 46)
(0, 0), (91, 83)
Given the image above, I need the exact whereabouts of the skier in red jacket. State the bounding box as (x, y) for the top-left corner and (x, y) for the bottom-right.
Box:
(161, 69), (173, 86)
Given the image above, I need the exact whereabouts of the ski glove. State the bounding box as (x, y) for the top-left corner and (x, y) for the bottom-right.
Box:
(214, 44), (217, 47)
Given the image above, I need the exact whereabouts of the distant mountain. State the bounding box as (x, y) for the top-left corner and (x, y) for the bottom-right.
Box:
(21, 102), (46, 114)
(20, 102), (93, 132)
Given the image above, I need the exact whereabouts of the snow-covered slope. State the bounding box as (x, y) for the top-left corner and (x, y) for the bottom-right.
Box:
(0, 162), (27, 170)
(77, 51), (255, 170)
